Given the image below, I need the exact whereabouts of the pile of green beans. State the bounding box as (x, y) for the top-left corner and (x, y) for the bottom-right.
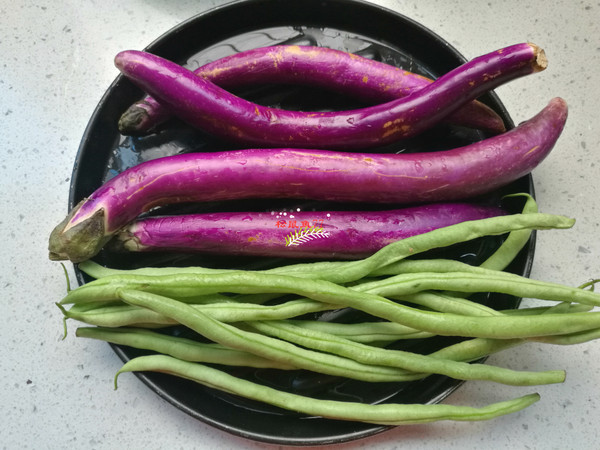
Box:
(58, 199), (600, 426)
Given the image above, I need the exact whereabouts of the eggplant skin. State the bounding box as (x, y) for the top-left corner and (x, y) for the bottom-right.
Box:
(48, 98), (566, 263)
(114, 43), (545, 150)
(117, 45), (505, 135)
(109, 204), (506, 260)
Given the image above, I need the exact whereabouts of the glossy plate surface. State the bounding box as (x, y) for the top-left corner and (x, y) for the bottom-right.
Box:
(69, 0), (535, 445)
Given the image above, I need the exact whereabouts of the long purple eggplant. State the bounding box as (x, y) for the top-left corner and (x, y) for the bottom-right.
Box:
(114, 43), (546, 150)
(48, 97), (567, 262)
(108, 204), (505, 259)
(118, 45), (506, 135)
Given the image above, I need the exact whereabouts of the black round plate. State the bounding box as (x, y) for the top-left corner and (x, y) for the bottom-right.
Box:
(69, 0), (535, 445)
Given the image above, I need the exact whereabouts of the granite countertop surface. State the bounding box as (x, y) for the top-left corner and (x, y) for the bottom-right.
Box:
(2, 0), (599, 448)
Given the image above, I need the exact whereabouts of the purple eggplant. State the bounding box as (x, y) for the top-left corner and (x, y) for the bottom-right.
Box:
(48, 97), (567, 263)
(108, 204), (506, 259)
(114, 43), (546, 150)
(118, 45), (506, 135)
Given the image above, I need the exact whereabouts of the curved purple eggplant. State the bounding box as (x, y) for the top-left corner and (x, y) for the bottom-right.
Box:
(108, 203), (506, 260)
(114, 43), (546, 150)
(118, 45), (506, 135)
(48, 98), (567, 262)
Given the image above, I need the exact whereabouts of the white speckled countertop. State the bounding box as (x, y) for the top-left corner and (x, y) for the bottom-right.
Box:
(2, 0), (599, 448)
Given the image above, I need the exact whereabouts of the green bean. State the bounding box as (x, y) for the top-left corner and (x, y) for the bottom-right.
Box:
(63, 269), (600, 339)
(391, 292), (503, 316)
(279, 305), (596, 366)
(59, 302), (176, 328)
(388, 290), (592, 318)
(408, 305), (577, 363)
(531, 328), (600, 345)
(370, 193), (537, 278)
(77, 262), (287, 306)
(69, 263), (565, 331)
(410, 304), (595, 359)
(287, 320), (434, 343)
(430, 337), (523, 362)
(358, 194), (538, 317)
(265, 212), (574, 283)
(524, 301), (600, 346)
(447, 328), (600, 351)
(78, 261), (233, 279)
(59, 297), (335, 328)
(444, 328), (600, 354)
(502, 303), (593, 315)
(116, 288), (557, 385)
(286, 303), (593, 345)
(115, 288), (430, 383)
(72, 320), (542, 382)
(66, 300), (122, 313)
(170, 297), (335, 322)
(62, 263), (600, 311)
(369, 258), (523, 278)
(358, 262), (506, 317)
(115, 355), (540, 425)
(479, 193), (538, 271)
(63, 272), (295, 305)
(442, 325), (600, 352)
(428, 302), (598, 360)
(350, 271), (600, 307)
(62, 300), (589, 343)
(350, 262), (598, 316)
(116, 289), (564, 386)
(247, 320), (564, 385)
(75, 326), (297, 370)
